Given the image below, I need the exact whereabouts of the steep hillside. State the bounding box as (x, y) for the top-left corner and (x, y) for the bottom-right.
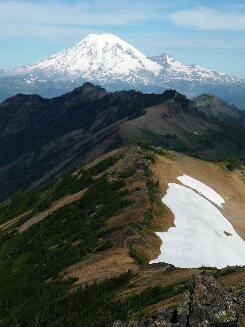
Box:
(119, 93), (245, 161)
(0, 84), (245, 201)
(0, 83), (169, 200)
(0, 145), (244, 326)
(193, 94), (245, 126)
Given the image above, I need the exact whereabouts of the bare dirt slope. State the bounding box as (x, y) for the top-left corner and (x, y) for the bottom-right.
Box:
(119, 102), (215, 145)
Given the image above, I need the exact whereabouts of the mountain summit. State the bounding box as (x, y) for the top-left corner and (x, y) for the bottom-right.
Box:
(1, 33), (245, 108)
(15, 33), (161, 85)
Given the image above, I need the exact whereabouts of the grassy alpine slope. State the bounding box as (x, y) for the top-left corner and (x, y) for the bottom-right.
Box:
(0, 145), (244, 326)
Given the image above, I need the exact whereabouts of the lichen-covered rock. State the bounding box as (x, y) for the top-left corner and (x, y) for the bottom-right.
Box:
(188, 272), (238, 326)
(237, 291), (245, 327)
(114, 272), (244, 327)
(112, 321), (126, 327)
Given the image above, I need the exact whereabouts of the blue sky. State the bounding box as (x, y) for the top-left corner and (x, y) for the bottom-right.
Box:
(1, 0), (245, 78)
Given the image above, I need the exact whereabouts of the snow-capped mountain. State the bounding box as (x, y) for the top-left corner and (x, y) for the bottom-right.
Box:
(1, 33), (245, 109)
(15, 33), (162, 85)
(150, 53), (240, 84)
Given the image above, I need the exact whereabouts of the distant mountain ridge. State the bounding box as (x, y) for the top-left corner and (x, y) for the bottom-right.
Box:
(0, 33), (245, 109)
(149, 53), (239, 84)
(193, 94), (245, 126)
(0, 82), (245, 200)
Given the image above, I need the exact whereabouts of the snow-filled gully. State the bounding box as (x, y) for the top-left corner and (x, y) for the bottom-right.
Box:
(150, 175), (245, 268)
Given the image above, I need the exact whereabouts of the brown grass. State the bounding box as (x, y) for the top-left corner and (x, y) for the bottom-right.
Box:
(134, 231), (162, 262)
(218, 270), (245, 286)
(62, 246), (139, 285)
(106, 192), (149, 229)
(143, 294), (184, 315)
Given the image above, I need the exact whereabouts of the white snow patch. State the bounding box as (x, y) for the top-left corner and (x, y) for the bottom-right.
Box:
(150, 183), (245, 268)
(177, 174), (225, 208)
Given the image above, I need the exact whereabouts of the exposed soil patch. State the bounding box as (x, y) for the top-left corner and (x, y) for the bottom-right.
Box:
(18, 189), (87, 233)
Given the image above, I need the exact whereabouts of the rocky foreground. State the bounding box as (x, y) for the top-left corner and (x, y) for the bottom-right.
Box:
(113, 272), (245, 327)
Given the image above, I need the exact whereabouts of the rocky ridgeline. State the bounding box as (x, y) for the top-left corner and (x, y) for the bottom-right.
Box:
(113, 272), (245, 327)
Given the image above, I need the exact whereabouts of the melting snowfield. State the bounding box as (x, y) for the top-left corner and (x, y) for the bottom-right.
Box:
(150, 175), (245, 268)
(177, 174), (225, 208)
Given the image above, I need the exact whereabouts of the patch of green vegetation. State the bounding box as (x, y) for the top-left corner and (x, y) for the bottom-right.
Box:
(51, 154), (122, 202)
(139, 123), (245, 163)
(138, 130), (189, 154)
(124, 281), (188, 319)
(0, 170), (133, 325)
(97, 225), (123, 237)
(153, 147), (168, 156)
(130, 221), (145, 232)
(0, 271), (133, 327)
(146, 179), (159, 203)
(94, 240), (114, 253)
(140, 129), (164, 144)
(0, 264), (188, 327)
(198, 128), (245, 161)
(153, 197), (169, 221)
(87, 154), (122, 176)
(215, 159), (243, 171)
(0, 154), (122, 227)
(138, 143), (157, 163)
(120, 167), (137, 179)
(0, 187), (53, 225)
(214, 266), (244, 277)
(128, 240), (148, 267)
(143, 208), (153, 225)
(49, 171), (92, 202)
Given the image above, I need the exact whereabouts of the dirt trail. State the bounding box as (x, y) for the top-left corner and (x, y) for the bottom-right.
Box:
(0, 210), (32, 231)
(18, 189), (86, 233)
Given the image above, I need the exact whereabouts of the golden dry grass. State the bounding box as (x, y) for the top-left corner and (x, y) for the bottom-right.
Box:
(62, 247), (139, 285)
(18, 189), (87, 233)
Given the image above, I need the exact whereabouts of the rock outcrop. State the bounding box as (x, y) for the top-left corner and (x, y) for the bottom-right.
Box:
(113, 272), (245, 326)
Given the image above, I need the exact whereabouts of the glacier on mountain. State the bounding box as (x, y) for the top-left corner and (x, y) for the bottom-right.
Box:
(15, 33), (162, 86)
